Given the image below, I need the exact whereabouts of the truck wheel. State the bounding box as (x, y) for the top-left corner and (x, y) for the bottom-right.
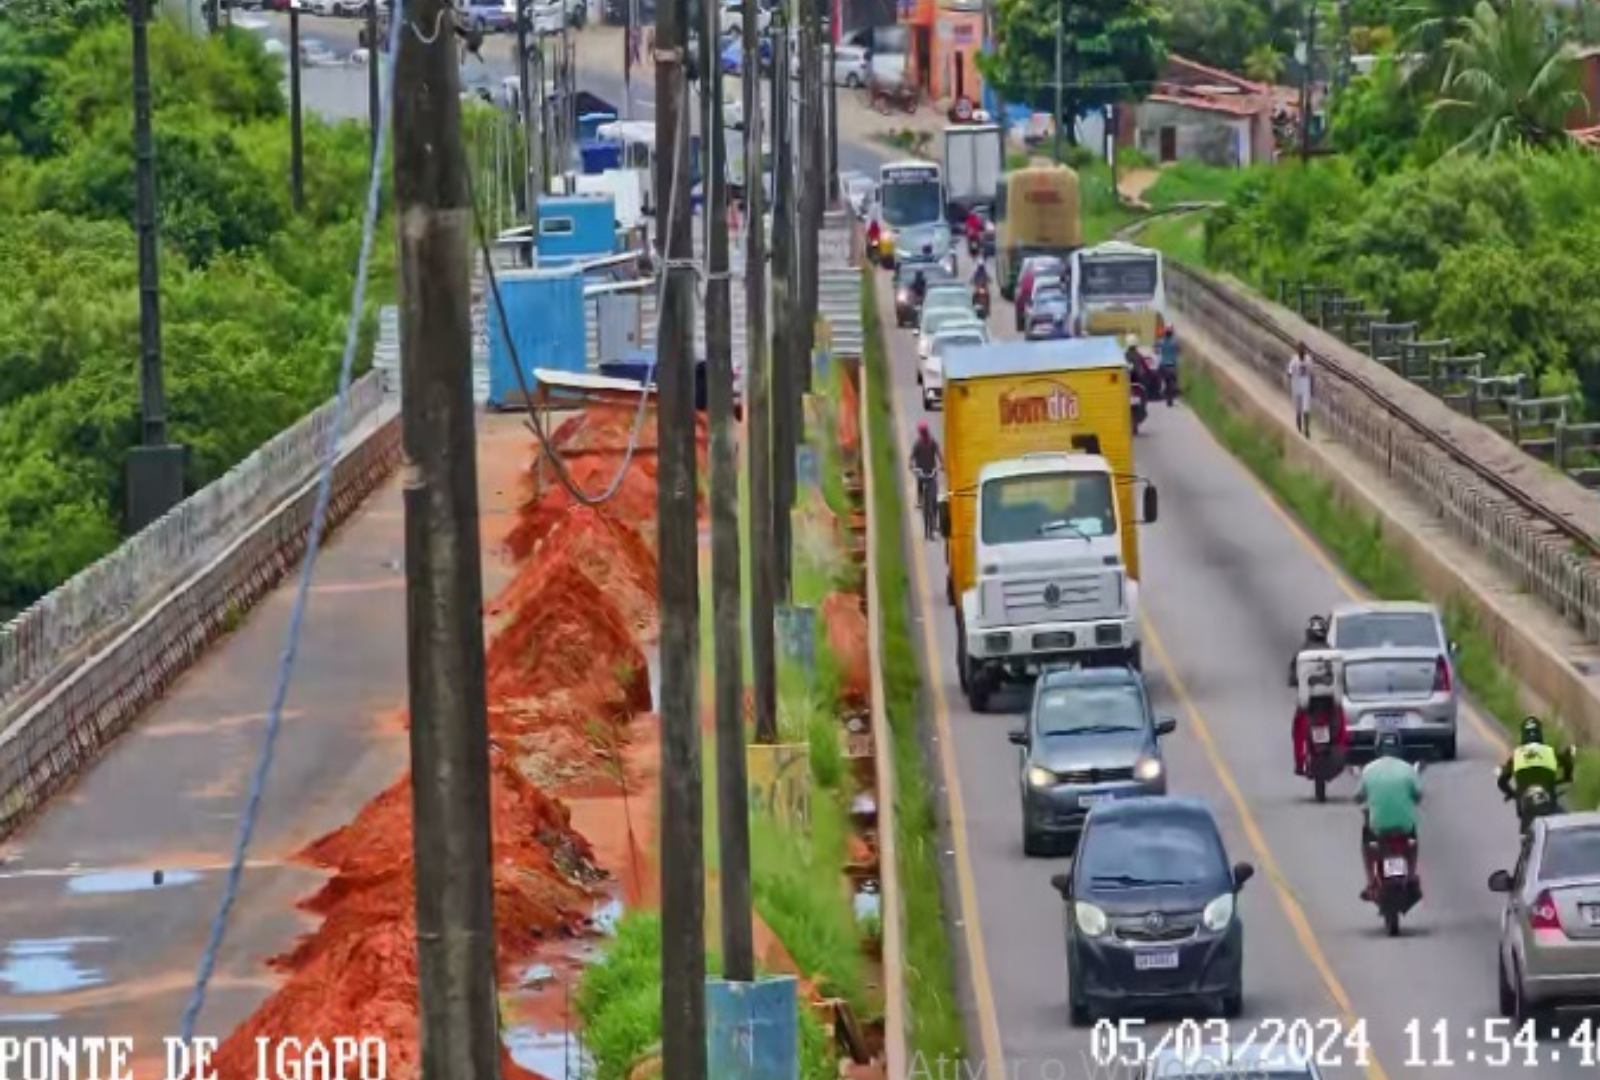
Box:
(946, 573), (956, 606)
(967, 672), (991, 713)
(1125, 644), (1142, 672)
(956, 633), (970, 693)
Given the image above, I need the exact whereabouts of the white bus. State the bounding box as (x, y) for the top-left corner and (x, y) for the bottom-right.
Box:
(1068, 240), (1168, 346)
(877, 159), (945, 230)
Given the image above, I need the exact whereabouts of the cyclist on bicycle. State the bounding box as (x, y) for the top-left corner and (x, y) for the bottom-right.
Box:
(910, 421), (943, 510)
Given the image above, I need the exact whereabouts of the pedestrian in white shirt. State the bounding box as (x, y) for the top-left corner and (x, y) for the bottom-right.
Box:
(1287, 342), (1313, 437)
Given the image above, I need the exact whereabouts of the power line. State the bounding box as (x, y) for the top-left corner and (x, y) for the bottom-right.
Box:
(177, 0), (406, 1041)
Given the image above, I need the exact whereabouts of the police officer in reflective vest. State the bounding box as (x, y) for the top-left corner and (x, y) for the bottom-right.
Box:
(1497, 716), (1575, 804)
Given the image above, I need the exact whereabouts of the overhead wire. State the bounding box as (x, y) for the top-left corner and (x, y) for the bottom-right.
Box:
(176, 0), (405, 1041)
(467, 59), (697, 507)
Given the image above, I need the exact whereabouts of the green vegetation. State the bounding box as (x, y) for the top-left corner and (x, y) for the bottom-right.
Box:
(1181, 361), (1600, 809)
(861, 267), (966, 1062)
(576, 912), (838, 1080)
(0, 9), (390, 606)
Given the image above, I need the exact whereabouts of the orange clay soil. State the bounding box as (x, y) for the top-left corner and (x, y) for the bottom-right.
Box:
(209, 403), (699, 1080)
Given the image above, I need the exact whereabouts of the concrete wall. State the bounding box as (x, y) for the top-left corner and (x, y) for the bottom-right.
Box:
(1168, 263), (1600, 745)
(1134, 101), (1249, 167)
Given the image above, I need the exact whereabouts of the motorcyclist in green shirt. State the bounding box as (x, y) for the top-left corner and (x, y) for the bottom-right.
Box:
(1357, 730), (1422, 902)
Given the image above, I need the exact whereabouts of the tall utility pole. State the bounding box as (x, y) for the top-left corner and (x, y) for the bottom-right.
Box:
(826, 12), (839, 208)
(517, 0), (539, 230)
(1052, 0), (1066, 161)
(769, 9), (796, 600)
(703, 0), (755, 984)
(367, 0), (381, 151)
(289, 1), (305, 211)
(653, 0), (708, 1072)
(744, 0), (778, 746)
(1298, 1), (1317, 162)
(393, 0), (502, 1076)
(799, 0), (823, 373)
(127, 0), (184, 534)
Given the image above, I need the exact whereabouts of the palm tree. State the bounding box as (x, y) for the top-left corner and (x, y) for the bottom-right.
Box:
(1243, 43), (1285, 84)
(1427, 0), (1586, 154)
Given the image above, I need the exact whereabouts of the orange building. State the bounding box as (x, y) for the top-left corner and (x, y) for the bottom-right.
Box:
(903, 0), (987, 106)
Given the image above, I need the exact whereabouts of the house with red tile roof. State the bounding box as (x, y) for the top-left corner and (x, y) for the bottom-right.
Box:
(1128, 55), (1281, 166)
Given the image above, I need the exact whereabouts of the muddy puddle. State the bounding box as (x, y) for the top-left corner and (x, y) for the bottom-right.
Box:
(502, 895), (625, 1080)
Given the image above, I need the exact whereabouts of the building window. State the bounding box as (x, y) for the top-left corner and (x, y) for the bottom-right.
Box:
(542, 217), (576, 236)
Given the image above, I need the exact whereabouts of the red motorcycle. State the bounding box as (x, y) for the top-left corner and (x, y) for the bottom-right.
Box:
(1368, 831), (1422, 937)
(1302, 708), (1348, 803)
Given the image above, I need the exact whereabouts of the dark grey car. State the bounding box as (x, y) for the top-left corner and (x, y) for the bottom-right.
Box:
(1009, 667), (1176, 857)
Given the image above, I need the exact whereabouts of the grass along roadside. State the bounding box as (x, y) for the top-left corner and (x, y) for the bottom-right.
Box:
(862, 266), (967, 1062)
(1181, 362), (1600, 809)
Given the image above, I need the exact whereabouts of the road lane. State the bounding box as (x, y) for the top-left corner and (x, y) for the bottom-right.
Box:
(875, 273), (1598, 1080)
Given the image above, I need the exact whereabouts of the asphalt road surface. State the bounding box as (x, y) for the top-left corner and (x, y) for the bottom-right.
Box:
(875, 275), (1600, 1080)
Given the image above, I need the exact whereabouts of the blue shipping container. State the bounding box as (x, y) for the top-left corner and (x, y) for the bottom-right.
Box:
(487, 266), (587, 409)
(536, 194), (619, 267)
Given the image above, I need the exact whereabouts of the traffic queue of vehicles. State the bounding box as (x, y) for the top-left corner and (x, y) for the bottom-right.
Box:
(871, 149), (1600, 1041)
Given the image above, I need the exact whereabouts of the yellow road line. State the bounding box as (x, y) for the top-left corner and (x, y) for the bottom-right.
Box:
(1195, 416), (1510, 752)
(1144, 621), (1393, 1080)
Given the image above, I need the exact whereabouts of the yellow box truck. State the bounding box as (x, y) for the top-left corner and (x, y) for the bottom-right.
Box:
(936, 336), (1158, 711)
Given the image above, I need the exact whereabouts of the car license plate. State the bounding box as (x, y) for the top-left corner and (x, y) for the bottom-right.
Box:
(1382, 857), (1407, 878)
(1134, 949), (1179, 971)
(1373, 712), (1405, 730)
(1581, 903), (1600, 927)
(1311, 727), (1331, 744)
(1079, 793), (1111, 808)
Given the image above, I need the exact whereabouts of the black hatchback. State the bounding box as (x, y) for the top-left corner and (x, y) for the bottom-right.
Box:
(1052, 797), (1254, 1025)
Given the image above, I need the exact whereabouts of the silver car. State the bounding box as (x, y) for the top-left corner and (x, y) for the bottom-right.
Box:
(1489, 812), (1600, 1022)
(1009, 667), (1176, 857)
(921, 283), (974, 319)
(1143, 1044), (1322, 1079)
(922, 327), (986, 410)
(1329, 601), (1460, 760)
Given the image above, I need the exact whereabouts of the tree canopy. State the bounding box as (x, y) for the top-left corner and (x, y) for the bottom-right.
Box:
(0, 9), (391, 609)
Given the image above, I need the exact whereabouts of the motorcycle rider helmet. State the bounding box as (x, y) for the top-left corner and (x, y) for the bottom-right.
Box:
(1306, 614), (1329, 645)
(917, 420), (930, 438)
(1374, 730), (1403, 758)
(1521, 716), (1545, 746)
(1123, 334), (1139, 350)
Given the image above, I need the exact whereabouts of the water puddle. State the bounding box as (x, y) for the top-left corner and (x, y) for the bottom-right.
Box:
(504, 894), (621, 1080)
(65, 868), (203, 895)
(0, 938), (109, 995)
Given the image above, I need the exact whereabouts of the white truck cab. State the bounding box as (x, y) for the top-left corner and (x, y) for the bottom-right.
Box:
(957, 451), (1148, 711)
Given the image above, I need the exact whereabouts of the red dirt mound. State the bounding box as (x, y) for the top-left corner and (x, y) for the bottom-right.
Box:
(491, 505), (661, 640)
(211, 750), (595, 1080)
(836, 371), (860, 457)
(485, 557), (653, 717)
(821, 591), (870, 705)
(505, 453), (662, 562)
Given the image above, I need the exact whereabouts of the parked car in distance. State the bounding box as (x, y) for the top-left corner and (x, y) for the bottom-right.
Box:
(1328, 600), (1460, 760)
(1052, 796), (1253, 1024)
(832, 44), (870, 86)
(1488, 811), (1600, 1023)
(922, 326), (987, 411)
(1010, 666), (1175, 856)
(1142, 1045), (1323, 1080)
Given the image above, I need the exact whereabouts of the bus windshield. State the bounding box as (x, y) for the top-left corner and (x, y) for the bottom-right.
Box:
(1079, 255), (1159, 302)
(880, 166), (944, 227)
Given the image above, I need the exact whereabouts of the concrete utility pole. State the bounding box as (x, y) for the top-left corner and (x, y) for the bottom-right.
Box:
(703, 0), (755, 984)
(126, 0), (185, 535)
(1052, 0), (1066, 161)
(744, 0), (779, 746)
(799, 0), (823, 383)
(1299, 0), (1317, 162)
(393, 1), (503, 1075)
(289, 1), (305, 211)
(653, 0), (708, 1072)
(517, 0), (539, 230)
(827, 11), (840, 208)
(367, 0), (381, 151)
(769, 8), (796, 600)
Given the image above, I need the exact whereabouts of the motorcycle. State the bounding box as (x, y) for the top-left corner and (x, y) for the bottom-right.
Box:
(1130, 381), (1147, 434)
(1304, 710), (1347, 803)
(1508, 780), (1570, 835)
(1368, 830), (1423, 937)
(1293, 650), (1348, 803)
(866, 233), (882, 266)
(967, 233), (982, 259)
(1158, 364), (1179, 407)
(972, 283), (991, 319)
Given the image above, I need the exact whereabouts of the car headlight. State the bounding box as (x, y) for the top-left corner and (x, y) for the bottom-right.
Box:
(1202, 893), (1235, 932)
(1074, 901), (1109, 938)
(1133, 756), (1162, 782)
(1027, 765), (1055, 788)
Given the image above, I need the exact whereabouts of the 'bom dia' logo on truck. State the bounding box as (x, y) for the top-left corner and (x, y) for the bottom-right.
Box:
(999, 382), (1081, 426)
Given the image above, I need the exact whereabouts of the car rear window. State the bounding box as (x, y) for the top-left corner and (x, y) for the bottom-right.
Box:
(1541, 827), (1600, 880)
(1077, 816), (1226, 888)
(1333, 612), (1441, 650)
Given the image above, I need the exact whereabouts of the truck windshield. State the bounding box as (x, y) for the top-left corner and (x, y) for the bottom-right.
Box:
(980, 473), (1116, 545)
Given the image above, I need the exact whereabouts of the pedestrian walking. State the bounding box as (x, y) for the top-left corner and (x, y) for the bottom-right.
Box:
(1287, 341), (1313, 437)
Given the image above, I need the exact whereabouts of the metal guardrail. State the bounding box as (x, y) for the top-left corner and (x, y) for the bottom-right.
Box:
(1168, 262), (1600, 645)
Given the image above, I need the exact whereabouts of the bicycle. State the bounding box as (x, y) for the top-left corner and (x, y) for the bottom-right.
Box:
(912, 467), (940, 541)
